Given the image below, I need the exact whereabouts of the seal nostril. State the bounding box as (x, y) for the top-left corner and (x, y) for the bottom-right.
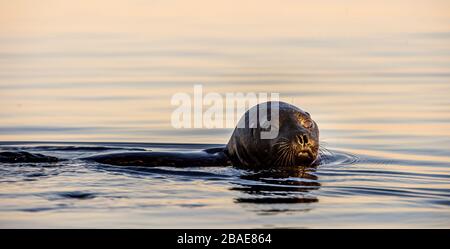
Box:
(303, 135), (309, 144)
(296, 134), (305, 145)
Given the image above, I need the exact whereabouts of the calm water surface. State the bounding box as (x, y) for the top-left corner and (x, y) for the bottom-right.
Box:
(0, 0), (449, 228)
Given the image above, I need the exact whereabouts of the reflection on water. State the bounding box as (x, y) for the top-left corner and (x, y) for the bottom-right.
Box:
(232, 149), (356, 208)
(0, 0), (450, 228)
(234, 168), (321, 205)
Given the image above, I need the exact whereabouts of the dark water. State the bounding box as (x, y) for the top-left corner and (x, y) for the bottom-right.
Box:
(0, 141), (448, 228)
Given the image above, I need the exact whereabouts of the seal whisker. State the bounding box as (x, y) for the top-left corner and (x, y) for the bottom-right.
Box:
(278, 148), (289, 166)
(288, 147), (296, 166)
(273, 144), (288, 166)
(287, 150), (293, 166)
(280, 145), (293, 166)
(290, 150), (296, 165)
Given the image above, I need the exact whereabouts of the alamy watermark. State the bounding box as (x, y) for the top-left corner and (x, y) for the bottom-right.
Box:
(170, 84), (280, 139)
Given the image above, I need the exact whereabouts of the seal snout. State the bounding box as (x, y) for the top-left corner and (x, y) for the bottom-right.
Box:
(295, 134), (309, 147)
(291, 132), (317, 162)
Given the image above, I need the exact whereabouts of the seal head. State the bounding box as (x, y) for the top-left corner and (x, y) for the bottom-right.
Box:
(225, 101), (319, 168)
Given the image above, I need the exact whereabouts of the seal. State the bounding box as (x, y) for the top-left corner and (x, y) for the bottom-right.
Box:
(84, 101), (319, 168)
(1, 102), (319, 168)
(225, 101), (319, 168)
(0, 151), (60, 163)
(88, 147), (231, 167)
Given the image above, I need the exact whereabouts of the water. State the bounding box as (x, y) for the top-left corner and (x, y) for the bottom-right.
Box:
(0, 0), (449, 228)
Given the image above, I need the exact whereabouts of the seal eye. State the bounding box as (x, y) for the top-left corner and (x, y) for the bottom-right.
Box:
(302, 119), (313, 129)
